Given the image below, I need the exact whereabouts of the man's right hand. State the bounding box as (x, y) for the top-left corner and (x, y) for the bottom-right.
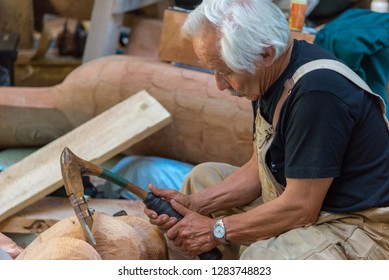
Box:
(144, 184), (193, 231)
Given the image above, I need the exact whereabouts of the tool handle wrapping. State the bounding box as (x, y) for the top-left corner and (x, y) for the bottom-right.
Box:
(198, 249), (223, 260)
(144, 192), (183, 220)
(143, 192), (222, 260)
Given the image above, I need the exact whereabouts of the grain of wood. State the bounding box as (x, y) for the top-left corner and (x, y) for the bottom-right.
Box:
(116, 215), (168, 259)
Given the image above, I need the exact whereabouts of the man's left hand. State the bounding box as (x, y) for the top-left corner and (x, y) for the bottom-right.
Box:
(166, 199), (219, 256)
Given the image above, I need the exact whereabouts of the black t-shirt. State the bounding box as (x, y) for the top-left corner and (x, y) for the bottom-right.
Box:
(253, 40), (389, 212)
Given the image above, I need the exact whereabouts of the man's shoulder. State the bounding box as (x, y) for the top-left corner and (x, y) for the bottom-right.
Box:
(294, 68), (364, 98)
(289, 68), (369, 119)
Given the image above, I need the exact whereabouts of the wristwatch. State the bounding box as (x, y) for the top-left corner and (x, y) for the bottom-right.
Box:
(213, 218), (230, 244)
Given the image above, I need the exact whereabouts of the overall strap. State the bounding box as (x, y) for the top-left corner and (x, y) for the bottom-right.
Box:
(292, 59), (389, 129)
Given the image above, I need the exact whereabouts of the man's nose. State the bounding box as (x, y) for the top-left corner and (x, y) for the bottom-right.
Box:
(214, 73), (231, 91)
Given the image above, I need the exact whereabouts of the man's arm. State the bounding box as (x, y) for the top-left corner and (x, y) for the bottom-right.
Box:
(224, 177), (333, 244)
(166, 177), (332, 256)
(145, 145), (262, 229)
(192, 145), (262, 215)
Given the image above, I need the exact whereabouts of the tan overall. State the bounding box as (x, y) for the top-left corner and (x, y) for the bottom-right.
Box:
(182, 60), (389, 259)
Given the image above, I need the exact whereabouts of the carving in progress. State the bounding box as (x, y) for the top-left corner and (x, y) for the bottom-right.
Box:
(16, 212), (168, 260)
(0, 56), (253, 166)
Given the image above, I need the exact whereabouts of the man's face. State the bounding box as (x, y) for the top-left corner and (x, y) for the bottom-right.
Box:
(191, 27), (262, 101)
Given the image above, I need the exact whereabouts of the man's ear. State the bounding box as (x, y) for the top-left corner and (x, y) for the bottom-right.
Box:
(255, 46), (276, 68)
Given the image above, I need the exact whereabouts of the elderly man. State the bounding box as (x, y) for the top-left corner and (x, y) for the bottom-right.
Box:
(145, 0), (389, 260)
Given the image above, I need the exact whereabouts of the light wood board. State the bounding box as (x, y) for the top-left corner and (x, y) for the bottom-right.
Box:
(0, 90), (171, 223)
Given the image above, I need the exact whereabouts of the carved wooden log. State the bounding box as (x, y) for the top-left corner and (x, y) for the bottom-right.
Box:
(16, 237), (102, 260)
(0, 55), (253, 166)
(116, 215), (168, 260)
(16, 212), (168, 260)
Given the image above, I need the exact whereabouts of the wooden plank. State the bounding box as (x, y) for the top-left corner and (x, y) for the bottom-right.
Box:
(158, 9), (316, 69)
(0, 196), (147, 234)
(0, 90), (171, 223)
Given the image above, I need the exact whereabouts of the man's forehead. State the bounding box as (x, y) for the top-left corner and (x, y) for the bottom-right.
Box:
(192, 32), (227, 70)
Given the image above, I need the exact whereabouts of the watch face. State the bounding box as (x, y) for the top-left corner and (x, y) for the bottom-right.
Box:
(213, 224), (225, 239)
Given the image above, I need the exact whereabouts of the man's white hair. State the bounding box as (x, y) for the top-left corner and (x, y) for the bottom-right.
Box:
(182, 0), (290, 74)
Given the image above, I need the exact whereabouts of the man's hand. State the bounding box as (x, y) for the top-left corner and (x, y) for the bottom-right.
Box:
(144, 183), (194, 231)
(166, 200), (218, 256)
